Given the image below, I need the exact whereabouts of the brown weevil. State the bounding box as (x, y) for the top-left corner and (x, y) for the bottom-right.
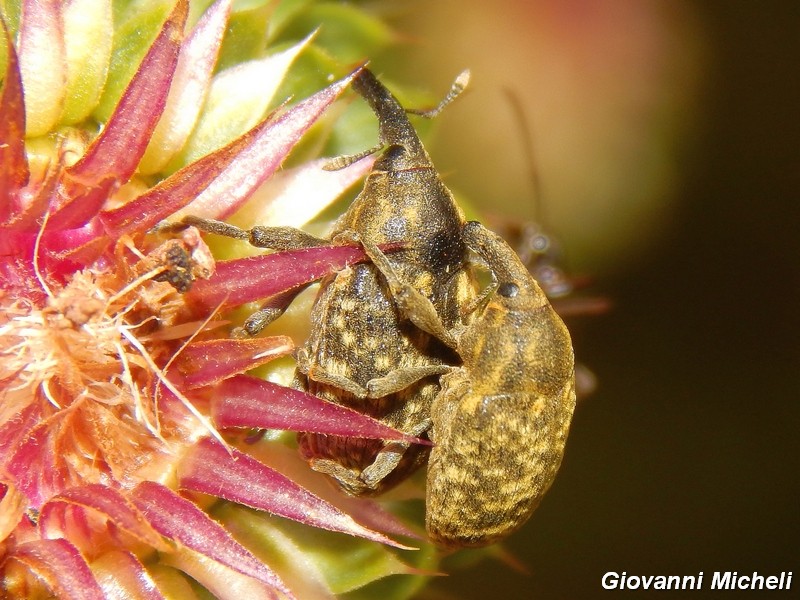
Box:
(184, 68), (475, 495)
(292, 69), (476, 496)
(358, 220), (576, 547)
(184, 71), (576, 548)
(425, 221), (576, 547)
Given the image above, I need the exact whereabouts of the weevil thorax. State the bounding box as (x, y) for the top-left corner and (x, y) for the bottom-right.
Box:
(426, 221), (576, 548)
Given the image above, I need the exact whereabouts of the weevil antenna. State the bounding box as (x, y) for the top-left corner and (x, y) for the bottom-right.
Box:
(503, 89), (544, 225)
(407, 69), (471, 119)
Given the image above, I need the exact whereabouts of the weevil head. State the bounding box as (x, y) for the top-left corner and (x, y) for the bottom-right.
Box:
(464, 221), (550, 313)
(352, 69), (431, 171)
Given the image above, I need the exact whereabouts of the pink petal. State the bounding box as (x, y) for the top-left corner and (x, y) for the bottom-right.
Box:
(130, 481), (294, 598)
(49, 177), (117, 231)
(100, 113), (275, 236)
(0, 404), (77, 510)
(249, 442), (423, 541)
(53, 0), (188, 228)
(9, 539), (105, 600)
(0, 482), (27, 542)
(213, 374), (430, 446)
(139, 0), (232, 173)
(0, 21), (29, 219)
(178, 438), (413, 549)
(17, 0), (65, 136)
(5, 158), (59, 232)
(338, 498), (423, 541)
(92, 550), (166, 600)
(39, 484), (169, 551)
(30, 219), (108, 286)
(0, 402), (42, 464)
(176, 337), (294, 389)
(186, 243), (372, 312)
(6, 419), (69, 509)
(174, 67), (362, 220)
(230, 155), (375, 229)
(101, 69), (360, 236)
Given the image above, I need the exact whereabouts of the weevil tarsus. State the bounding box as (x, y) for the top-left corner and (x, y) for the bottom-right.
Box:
(236, 284), (314, 338)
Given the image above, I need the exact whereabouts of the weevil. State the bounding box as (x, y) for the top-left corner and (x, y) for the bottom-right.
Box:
(184, 68), (475, 495)
(426, 221), (576, 547)
(356, 220), (576, 547)
(290, 70), (477, 496)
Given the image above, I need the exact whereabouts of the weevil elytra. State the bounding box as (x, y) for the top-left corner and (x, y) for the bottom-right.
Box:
(360, 221), (575, 547)
(184, 68), (475, 496)
(424, 221), (576, 547)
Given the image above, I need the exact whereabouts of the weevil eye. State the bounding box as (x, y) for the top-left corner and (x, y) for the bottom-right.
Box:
(497, 282), (519, 298)
(380, 144), (407, 163)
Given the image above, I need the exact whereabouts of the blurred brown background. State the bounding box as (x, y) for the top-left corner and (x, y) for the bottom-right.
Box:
(371, 1), (799, 597)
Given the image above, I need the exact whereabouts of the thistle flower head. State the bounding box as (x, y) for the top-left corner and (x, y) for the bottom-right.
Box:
(0, 1), (434, 597)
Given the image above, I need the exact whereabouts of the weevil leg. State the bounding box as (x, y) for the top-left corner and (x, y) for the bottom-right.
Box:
(307, 417), (431, 495)
(232, 284), (313, 337)
(361, 418), (432, 489)
(295, 347), (370, 398)
(335, 230), (459, 348)
(366, 364), (453, 398)
(308, 459), (370, 495)
(460, 278), (497, 320)
(181, 216), (328, 249)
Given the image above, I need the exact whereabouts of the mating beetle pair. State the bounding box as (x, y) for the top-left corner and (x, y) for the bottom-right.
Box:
(189, 68), (576, 548)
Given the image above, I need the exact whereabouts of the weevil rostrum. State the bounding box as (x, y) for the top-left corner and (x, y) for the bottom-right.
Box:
(187, 69), (576, 547)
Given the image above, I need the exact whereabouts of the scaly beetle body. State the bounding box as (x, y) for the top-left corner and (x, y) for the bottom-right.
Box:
(181, 71), (576, 546)
(424, 221), (576, 547)
(358, 220), (576, 547)
(294, 69), (475, 495)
